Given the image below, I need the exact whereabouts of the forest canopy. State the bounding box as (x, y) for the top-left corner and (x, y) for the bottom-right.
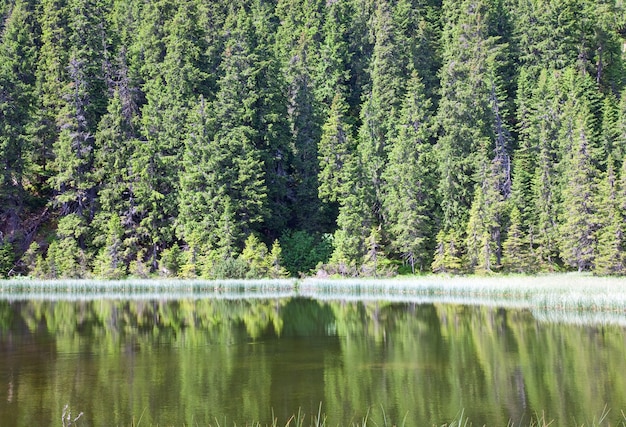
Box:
(0, 0), (625, 278)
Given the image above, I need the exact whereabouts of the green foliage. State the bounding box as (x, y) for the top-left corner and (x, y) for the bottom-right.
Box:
(158, 245), (182, 277)
(92, 214), (126, 279)
(594, 156), (625, 275)
(280, 231), (333, 276)
(382, 72), (437, 273)
(0, 241), (15, 277)
(1, 0), (625, 278)
(431, 230), (464, 274)
(44, 214), (90, 278)
(501, 206), (533, 273)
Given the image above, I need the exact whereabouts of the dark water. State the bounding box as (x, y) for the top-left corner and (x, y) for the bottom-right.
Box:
(0, 297), (625, 426)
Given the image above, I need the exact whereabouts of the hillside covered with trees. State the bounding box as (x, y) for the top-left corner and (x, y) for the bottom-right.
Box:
(1, 0), (626, 278)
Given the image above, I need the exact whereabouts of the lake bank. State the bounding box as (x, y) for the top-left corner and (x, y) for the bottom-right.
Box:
(2, 274), (625, 325)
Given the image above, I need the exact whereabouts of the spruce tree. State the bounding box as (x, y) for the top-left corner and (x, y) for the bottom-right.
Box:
(392, 0), (441, 104)
(92, 213), (126, 278)
(32, 0), (69, 187)
(382, 72), (437, 273)
(50, 0), (110, 266)
(315, 0), (352, 106)
(0, 0), (37, 244)
(133, 76), (182, 270)
(559, 101), (599, 272)
(515, 69), (562, 270)
(93, 56), (140, 268)
(205, 7), (270, 251)
(177, 97), (215, 261)
(318, 93), (355, 204)
(275, 0), (325, 232)
(357, 0), (403, 226)
(249, 1), (292, 237)
(594, 155), (624, 275)
(501, 206), (533, 273)
(435, 0), (511, 271)
(329, 152), (374, 270)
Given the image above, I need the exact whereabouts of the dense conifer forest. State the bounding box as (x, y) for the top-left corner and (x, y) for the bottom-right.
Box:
(1, 0), (626, 278)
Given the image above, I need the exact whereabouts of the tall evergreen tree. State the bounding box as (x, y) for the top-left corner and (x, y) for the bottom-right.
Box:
(93, 62), (140, 267)
(0, 0), (37, 244)
(513, 69), (562, 270)
(50, 0), (110, 261)
(318, 92), (355, 204)
(204, 7), (271, 252)
(275, 0), (325, 232)
(382, 72), (437, 273)
(392, 0), (442, 104)
(501, 206), (533, 272)
(559, 100), (599, 271)
(32, 0), (69, 195)
(177, 97), (220, 261)
(315, 0), (352, 106)
(435, 0), (511, 271)
(357, 0), (403, 226)
(594, 155), (624, 275)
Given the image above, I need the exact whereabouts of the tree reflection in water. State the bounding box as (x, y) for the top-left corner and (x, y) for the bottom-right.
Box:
(0, 298), (624, 426)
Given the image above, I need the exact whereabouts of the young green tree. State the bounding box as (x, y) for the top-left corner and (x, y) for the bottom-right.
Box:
(501, 206), (533, 273)
(241, 234), (269, 279)
(268, 240), (289, 278)
(431, 229), (464, 274)
(46, 214), (89, 278)
(594, 156), (624, 275)
(93, 213), (126, 279)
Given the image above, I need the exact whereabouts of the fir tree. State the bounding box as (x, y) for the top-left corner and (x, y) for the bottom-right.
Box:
(594, 155), (624, 275)
(501, 206), (533, 273)
(559, 101), (599, 272)
(314, 0), (352, 106)
(0, 0), (37, 243)
(177, 97), (217, 260)
(431, 229), (464, 274)
(93, 213), (126, 279)
(318, 92), (355, 204)
(382, 72), (436, 273)
(330, 152), (375, 269)
(276, 0), (325, 232)
(357, 0), (404, 226)
(435, 0), (510, 235)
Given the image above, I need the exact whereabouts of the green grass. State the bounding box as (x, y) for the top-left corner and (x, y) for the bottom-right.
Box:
(120, 407), (626, 427)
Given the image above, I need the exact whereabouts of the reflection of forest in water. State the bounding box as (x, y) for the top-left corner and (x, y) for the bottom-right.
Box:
(0, 298), (625, 426)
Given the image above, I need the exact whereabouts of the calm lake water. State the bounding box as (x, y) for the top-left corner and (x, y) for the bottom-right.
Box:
(0, 280), (625, 426)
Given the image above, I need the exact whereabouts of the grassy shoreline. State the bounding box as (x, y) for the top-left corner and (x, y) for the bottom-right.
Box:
(1, 274), (625, 325)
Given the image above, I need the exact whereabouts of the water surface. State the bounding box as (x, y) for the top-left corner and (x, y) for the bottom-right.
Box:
(0, 281), (625, 426)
